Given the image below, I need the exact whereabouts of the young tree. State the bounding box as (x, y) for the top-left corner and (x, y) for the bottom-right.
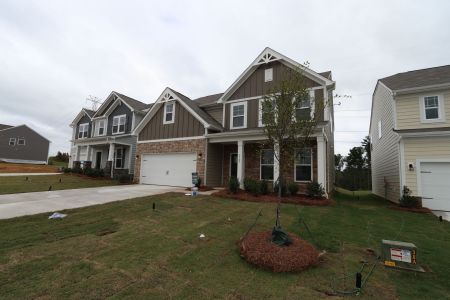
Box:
(334, 153), (344, 172)
(260, 66), (326, 245)
(361, 135), (371, 168)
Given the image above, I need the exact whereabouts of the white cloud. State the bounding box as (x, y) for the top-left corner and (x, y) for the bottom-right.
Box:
(0, 0), (449, 155)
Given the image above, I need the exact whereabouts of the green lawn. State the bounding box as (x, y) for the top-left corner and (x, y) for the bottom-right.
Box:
(0, 191), (449, 299)
(0, 174), (118, 195)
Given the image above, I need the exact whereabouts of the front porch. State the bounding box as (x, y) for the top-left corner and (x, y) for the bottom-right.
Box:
(205, 133), (329, 195)
(71, 142), (133, 178)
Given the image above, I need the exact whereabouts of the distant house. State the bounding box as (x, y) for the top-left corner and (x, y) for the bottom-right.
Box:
(0, 124), (51, 164)
(370, 65), (450, 213)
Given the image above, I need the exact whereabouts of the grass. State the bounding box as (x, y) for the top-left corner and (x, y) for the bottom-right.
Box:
(0, 191), (449, 299)
(48, 157), (69, 168)
(0, 162), (60, 173)
(0, 174), (119, 195)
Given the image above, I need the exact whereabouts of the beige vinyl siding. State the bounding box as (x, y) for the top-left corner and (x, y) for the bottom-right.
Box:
(370, 83), (401, 202)
(402, 136), (450, 195)
(203, 105), (223, 125)
(395, 89), (450, 130)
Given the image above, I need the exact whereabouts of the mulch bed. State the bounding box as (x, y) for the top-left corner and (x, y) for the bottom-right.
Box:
(185, 186), (215, 192)
(213, 189), (332, 206)
(390, 206), (431, 213)
(239, 231), (319, 273)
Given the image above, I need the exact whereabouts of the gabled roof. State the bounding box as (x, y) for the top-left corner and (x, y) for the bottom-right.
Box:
(0, 124), (14, 131)
(70, 108), (94, 126)
(379, 65), (450, 91)
(93, 91), (147, 117)
(218, 47), (335, 103)
(133, 87), (223, 135)
(84, 109), (95, 118)
(0, 124), (50, 142)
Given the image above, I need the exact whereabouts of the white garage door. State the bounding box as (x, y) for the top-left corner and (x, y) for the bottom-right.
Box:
(140, 153), (197, 187)
(420, 162), (450, 212)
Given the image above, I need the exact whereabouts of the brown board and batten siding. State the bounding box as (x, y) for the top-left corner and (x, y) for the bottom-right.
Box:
(139, 102), (205, 141)
(229, 61), (321, 101)
(202, 105), (223, 125)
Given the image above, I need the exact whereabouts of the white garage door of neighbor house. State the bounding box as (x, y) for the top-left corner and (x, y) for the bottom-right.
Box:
(420, 162), (450, 212)
(140, 153), (197, 187)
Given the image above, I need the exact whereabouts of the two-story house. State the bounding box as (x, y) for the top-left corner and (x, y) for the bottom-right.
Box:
(370, 65), (450, 214)
(0, 124), (50, 164)
(69, 91), (151, 177)
(133, 47), (336, 196)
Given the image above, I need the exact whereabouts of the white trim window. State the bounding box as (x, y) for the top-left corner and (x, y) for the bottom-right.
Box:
(230, 102), (247, 129)
(264, 68), (273, 82)
(259, 98), (276, 127)
(17, 138), (25, 145)
(112, 115), (126, 134)
(78, 123), (89, 139)
(295, 148), (312, 182)
(114, 148), (125, 169)
(378, 120), (382, 139)
(9, 138), (16, 146)
(163, 102), (175, 124)
(260, 149), (274, 180)
(97, 119), (106, 136)
(421, 95), (445, 122)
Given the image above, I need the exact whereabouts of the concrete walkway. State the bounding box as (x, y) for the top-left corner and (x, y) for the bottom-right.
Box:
(0, 173), (62, 176)
(0, 185), (177, 219)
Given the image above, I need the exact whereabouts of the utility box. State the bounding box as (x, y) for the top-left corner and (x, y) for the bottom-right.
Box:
(381, 240), (424, 272)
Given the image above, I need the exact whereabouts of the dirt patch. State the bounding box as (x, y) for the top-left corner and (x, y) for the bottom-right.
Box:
(213, 190), (332, 206)
(0, 162), (60, 173)
(390, 206), (431, 213)
(239, 231), (319, 272)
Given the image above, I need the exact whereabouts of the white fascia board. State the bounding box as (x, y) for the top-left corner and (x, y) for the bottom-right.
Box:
(70, 109), (92, 127)
(93, 91), (115, 118)
(103, 97), (134, 117)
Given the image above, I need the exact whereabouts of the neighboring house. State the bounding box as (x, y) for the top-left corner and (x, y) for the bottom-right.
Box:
(69, 91), (151, 178)
(370, 65), (450, 213)
(0, 124), (50, 164)
(133, 47), (336, 196)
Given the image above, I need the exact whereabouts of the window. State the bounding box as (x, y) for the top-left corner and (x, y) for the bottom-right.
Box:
(378, 120), (382, 139)
(78, 123), (89, 139)
(230, 102), (247, 129)
(259, 98), (275, 127)
(296, 92), (312, 120)
(17, 138), (25, 145)
(260, 149), (274, 180)
(421, 95), (445, 122)
(9, 138), (16, 146)
(295, 148), (312, 182)
(163, 102), (175, 124)
(264, 68), (273, 82)
(112, 115), (126, 134)
(97, 120), (106, 136)
(115, 148), (125, 169)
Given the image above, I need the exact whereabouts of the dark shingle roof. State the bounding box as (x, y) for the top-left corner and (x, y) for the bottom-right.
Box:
(319, 71), (332, 79)
(83, 109), (95, 118)
(0, 124), (14, 131)
(114, 92), (148, 111)
(171, 89), (223, 130)
(193, 93), (224, 106)
(379, 65), (450, 90)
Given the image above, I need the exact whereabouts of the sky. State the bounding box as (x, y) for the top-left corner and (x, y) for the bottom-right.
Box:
(0, 0), (449, 156)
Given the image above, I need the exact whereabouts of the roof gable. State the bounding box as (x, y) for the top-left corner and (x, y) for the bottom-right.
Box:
(0, 124), (14, 131)
(218, 47), (334, 103)
(379, 65), (450, 91)
(70, 108), (93, 126)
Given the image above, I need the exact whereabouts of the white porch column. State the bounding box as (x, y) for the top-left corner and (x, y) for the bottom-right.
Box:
(86, 145), (92, 161)
(237, 140), (245, 188)
(274, 143), (280, 185)
(317, 136), (327, 190)
(108, 143), (115, 161)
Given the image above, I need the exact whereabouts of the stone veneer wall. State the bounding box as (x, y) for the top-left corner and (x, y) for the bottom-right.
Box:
(134, 139), (207, 183)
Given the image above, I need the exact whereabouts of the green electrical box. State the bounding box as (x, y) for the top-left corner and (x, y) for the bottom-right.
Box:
(381, 240), (424, 272)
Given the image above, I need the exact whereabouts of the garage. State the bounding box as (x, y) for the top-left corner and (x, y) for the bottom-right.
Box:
(140, 153), (197, 187)
(420, 162), (450, 212)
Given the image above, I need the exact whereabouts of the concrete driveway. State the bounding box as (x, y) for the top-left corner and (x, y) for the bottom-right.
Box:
(0, 184), (177, 220)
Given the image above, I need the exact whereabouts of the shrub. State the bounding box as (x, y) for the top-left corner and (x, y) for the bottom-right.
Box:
(83, 167), (95, 177)
(260, 180), (269, 195)
(228, 177), (240, 194)
(306, 182), (325, 198)
(274, 179), (287, 196)
(248, 180), (261, 196)
(195, 177), (202, 188)
(244, 178), (256, 193)
(288, 182), (299, 196)
(118, 174), (133, 184)
(400, 185), (419, 208)
(72, 167), (83, 174)
(63, 167), (72, 173)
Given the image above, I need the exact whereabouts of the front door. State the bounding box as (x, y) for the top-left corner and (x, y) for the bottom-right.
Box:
(95, 151), (102, 169)
(230, 153), (238, 178)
